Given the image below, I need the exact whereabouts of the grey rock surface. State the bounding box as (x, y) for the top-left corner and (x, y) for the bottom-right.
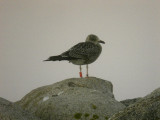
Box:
(120, 97), (142, 107)
(110, 87), (160, 120)
(0, 97), (40, 120)
(17, 77), (125, 120)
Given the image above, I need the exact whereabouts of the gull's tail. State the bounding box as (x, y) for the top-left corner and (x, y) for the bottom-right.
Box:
(44, 55), (79, 61)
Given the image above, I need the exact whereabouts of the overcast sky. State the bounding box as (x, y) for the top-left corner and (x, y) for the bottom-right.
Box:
(0, 0), (160, 102)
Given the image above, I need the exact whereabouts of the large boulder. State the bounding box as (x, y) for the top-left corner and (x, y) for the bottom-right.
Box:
(0, 97), (40, 120)
(110, 87), (160, 120)
(17, 77), (125, 120)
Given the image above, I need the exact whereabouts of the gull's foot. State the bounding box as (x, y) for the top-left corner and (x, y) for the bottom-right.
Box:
(85, 74), (89, 78)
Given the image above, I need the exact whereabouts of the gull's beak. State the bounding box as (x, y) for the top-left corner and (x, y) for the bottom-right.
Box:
(98, 40), (105, 44)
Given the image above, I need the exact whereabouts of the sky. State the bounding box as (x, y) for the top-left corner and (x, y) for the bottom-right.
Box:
(0, 0), (160, 102)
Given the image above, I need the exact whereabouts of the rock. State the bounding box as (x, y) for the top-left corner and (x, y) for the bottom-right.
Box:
(110, 87), (160, 120)
(120, 97), (142, 107)
(17, 77), (125, 120)
(0, 97), (40, 120)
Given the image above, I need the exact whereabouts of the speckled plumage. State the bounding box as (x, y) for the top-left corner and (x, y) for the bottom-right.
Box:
(61, 42), (102, 65)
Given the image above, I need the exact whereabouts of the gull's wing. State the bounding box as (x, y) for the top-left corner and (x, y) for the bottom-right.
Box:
(61, 42), (101, 59)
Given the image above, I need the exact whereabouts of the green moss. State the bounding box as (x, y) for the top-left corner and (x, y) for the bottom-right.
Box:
(93, 114), (99, 119)
(74, 113), (82, 119)
(84, 113), (90, 117)
(90, 119), (95, 120)
(105, 116), (108, 120)
(91, 104), (97, 109)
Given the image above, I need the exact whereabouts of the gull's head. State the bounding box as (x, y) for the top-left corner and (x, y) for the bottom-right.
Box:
(86, 34), (105, 44)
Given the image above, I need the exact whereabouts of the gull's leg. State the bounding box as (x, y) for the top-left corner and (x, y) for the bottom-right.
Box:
(86, 64), (89, 77)
(79, 65), (83, 78)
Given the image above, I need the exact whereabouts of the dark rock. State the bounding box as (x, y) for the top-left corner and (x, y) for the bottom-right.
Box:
(110, 87), (160, 120)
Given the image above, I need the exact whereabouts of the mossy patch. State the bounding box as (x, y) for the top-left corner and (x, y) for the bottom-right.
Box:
(74, 113), (82, 119)
(91, 104), (97, 109)
(84, 113), (90, 117)
(105, 116), (108, 120)
(93, 114), (99, 119)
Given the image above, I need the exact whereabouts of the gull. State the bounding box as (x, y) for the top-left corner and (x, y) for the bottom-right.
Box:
(44, 34), (105, 77)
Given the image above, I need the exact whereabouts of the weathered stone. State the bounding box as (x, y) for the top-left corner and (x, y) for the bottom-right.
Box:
(120, 97), (142, 107)
(0, 97), (40, 120)
(17, 77), (125, 120)
(110, 87), (160, 120)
